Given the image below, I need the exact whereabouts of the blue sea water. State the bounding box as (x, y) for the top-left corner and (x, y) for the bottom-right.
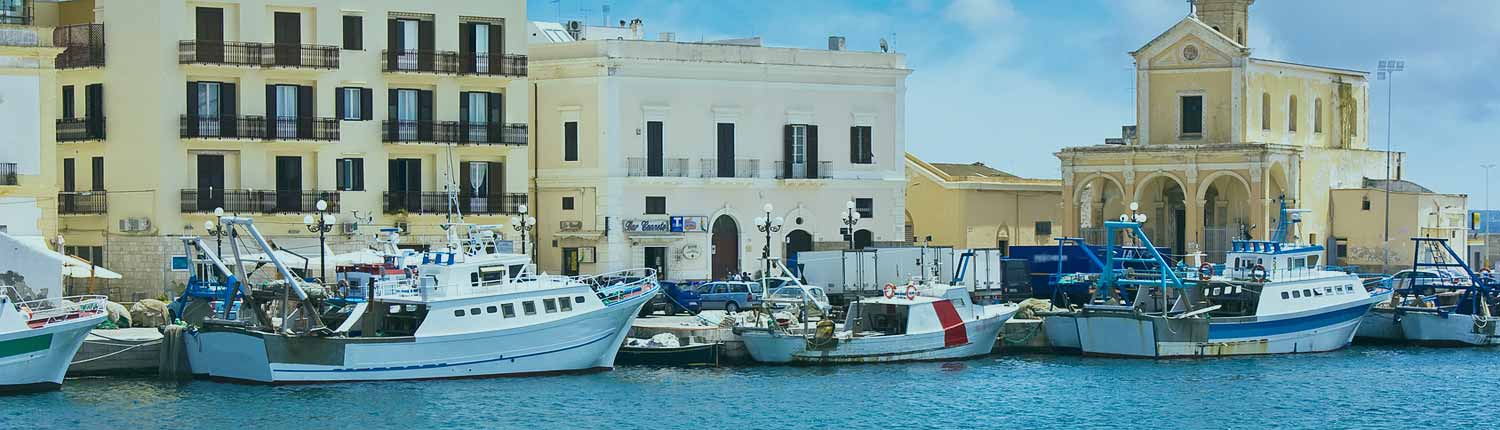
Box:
(4, 345), (1493, 430)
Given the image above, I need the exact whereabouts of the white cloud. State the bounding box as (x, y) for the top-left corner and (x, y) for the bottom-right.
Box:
(942, 0), (1018, 33)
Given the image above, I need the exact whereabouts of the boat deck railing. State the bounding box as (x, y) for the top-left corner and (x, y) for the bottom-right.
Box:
(576, 268), (658, 306)
(2, 287), (107, 326)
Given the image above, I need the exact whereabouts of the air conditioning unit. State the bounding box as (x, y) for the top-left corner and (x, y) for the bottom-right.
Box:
(118, 217), (153, 233)
(396, 222), (410, 235)
(341, 222), (358, 235)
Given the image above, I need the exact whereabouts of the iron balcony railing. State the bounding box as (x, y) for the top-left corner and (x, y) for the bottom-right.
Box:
(178, 40), (340, 69)
(699, 159), (761, 178)
(773, 161), (832, 179)
(180, 189), (340, 213)
(58, 191), (107, 215)
(627, 157), (690, 177)
(180, 115), (340, 141)
(57, 117), (105, 142)
(0, 2), (31, 26)
(54, 24), (104, 69)
(383, 192), (527, 215)
(381, 120), (527, 145)
(0, 162), (16, 185)
(382, 50), (527, 76)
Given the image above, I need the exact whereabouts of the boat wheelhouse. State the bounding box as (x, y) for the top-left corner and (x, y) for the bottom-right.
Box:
(1356, 238), (1500, 346)
(181, 217), (658, 383)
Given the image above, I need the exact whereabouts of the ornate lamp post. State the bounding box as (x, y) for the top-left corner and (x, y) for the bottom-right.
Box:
(511, 204), (537, 261)
(202, 207), (227, 257)
(1124, 202), (1148, 246)
(754, 203), (785, 277)
(302, 199), (335, 283)
(841, 200), (862, 250)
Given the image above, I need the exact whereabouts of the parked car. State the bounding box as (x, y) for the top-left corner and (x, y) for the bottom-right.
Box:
(696, 281), (764, 313)
(640, 280), (703, 316)
(764, 284), (833, 316)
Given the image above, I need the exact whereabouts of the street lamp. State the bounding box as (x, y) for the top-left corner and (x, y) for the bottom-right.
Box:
(203, 207), (228, 258)
(841, 200), (862, 250)
(511, 204), (536, 261)
(754, 203), (785, 277)
(1377, 59), (1405, 274)
(302, 199), (335, 283)
(1123, 202), (1148, 246)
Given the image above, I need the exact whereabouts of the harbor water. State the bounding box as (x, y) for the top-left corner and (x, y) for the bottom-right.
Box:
(5, 345), (1492, 429)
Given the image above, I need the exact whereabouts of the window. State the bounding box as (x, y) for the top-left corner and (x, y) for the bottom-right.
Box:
(646, 196), (666, 215)
(1035, 221), (1053, 236)
(522, 301), (537, 315)
(791, 125), (807, 175)
(477, 265), (508, 284)
(855, 198), (873, 219)
(543, 298), (557, 313)
(1288, 95), (1298, 132)
(1303, 289), (1312, 297)
(336, 158), (364, 191)
(454, 309), (465, 317)
(575, 296), (585, 304)
(337, 87), (372, 121)
(1180, 95), (1203, 135)
(486, 306), (497, 314)
(562, 196), (574, 210)
(850, 125), (873, 164)
(1314, 98), (1324, 133)
(1261, 92), (1271, 130)
(1281, 291), (1290, 299)
(501, 303), (516, 318)
(563, 121), (579, 161)
(1336, 238), (1349, 258)
(560, 298), (572, 312)
(1292, 290), (1301, 298)
(470, 307), (482, 315)
(62, 86), (75, 119)
(342, 15), (363, 50)
(1361, 197), (1371, 211)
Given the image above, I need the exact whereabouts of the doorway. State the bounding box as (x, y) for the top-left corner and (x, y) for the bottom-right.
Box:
(644, 247), (668, 280)
(274, 156), (301, 212)
(711, 216), (739, 280)
(561, 247), (580, 276)
(197, 154), (224, 210)
(784, 229), (813, 267)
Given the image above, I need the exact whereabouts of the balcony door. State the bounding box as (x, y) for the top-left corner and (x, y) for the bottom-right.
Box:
(273, 12), (302, 67)
(646, 121), (663, 177)
(187, 82), (236, 137)
(388, 158), (422, 212)
(61, 158), (75, 213)
(460, 92), (500, 143)
(195, 7), (224, 63)
(459, 161), (503, 213)
(267, 84), (311, 139)
(716, 123), (734, 177)
(389, 88), (433, 141)
(275, 156), (302, 212)
(460, 21), (502, 74)
(387, 18), (432, 70)
(197, 154), (225, 211)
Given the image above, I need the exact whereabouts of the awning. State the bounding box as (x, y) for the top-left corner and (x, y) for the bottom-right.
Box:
(15, 236), (123, 279)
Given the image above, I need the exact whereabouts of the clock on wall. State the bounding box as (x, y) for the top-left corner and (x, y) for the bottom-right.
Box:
(1183, 45), (1200, 61)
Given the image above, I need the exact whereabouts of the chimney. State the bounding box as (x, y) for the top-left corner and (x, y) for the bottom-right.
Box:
(828, 36), (846, 51)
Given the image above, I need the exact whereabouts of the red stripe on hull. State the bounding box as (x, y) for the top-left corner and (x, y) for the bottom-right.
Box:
(932, 300), (968, 348)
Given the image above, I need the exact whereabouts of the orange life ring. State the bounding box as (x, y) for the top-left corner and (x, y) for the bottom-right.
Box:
(1250, 264), (1268, 283)
(883, 283), (896, 299)
(1199, 262), (1214, 281)
(905, 285), (918, 300)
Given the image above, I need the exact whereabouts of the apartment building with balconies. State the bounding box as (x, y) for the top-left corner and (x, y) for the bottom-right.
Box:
(529, 26), (910, 280)
(39, 0), (529, 300)
(0, 2), (63, 245)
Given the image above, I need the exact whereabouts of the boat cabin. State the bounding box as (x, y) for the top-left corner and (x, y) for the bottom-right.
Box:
(1224, 240), (1326, 283)
(842, 285), (978, 337)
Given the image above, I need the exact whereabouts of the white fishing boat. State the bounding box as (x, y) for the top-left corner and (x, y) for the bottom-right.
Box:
(1355, 238), (1500, 346)
(1044, 205), (1387, 357)
(181, 217), (658, 383)
(738, 263), (1019, 364)
(0, 288), (107, 392)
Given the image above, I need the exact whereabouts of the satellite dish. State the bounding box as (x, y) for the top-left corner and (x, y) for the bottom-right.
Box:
(879, 38), (889, 53)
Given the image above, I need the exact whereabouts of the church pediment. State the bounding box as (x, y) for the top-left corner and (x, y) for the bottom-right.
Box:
(1133, 16), (1248, 68)
(1147, 34), (1235, 69)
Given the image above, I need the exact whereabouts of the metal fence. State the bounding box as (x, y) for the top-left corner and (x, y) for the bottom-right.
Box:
(178, 40), (340, 69)
(773, 161), (832, 179)
(381, 121), (526, 145)
(58, 191), (107, 214)
(56, 117), (105, 142)
(0, 162), (15, 185)
(0, 2), (30, 25)
(382, 49), (526, 76)
(699, 158), (760, 178)
(180, 189), (340, 213)
(181, 115), (340, 141)
(627, 157), (690, 177)
(54, 24), (104, 69)
(382, 192), (526, 214)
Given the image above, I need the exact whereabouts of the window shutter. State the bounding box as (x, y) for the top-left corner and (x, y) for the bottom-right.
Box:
(417, 90), (434, 140)
(782, 125), (793, 179)
(62, 86), (74, 119)
(222, 83), (238, 136)
(335, 87), (347, 119)
(185, 82), (199, 136)
(352, 158), (364, 191)
(386, 19), (400, 69)
(806, 125), (819, 178)
(459, 91), (470, 125)
(418, 19), (435, 70)
(564, 122), (578, 161)
(459, 161), (473, 197)
(85, 84), (104, 138)
(359, 88), (373, 121)
(488, 161), (504, 197)
(265, 85), (277, 138)
(387, 89), (398, 138)
(336, 159), (348, 190)
(488, 92), (503, 125)
(849, 126), (858, 163)
(297, 85), (314, 138)
(342, 16), (362, 50)
(489, 24), (505, 71)
(862, 126), (872, 163)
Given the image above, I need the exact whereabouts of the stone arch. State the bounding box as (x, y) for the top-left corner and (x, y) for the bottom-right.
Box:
(1196, 170), (1251, 202)
(1132, 171), (1188, 204)
(710, 214), (741, 280)
(1198, 170), (1254, 260)
(1134, 171), (1190, 256)
(1073, 173), (1128, 243)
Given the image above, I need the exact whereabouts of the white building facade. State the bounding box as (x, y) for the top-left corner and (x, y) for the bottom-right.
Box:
(528, 37), (910, 281)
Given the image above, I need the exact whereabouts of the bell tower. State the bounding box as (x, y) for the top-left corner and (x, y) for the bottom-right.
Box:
(1194, 0), (1253, 46)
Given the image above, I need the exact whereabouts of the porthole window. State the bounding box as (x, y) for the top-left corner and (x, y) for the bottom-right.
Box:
(502, 303), (516, 318)
(575, 296), (585, 304)
(486, 306), (498, 314)
(454, 309), (465, 317)
(523, 301), (537, 315)
(470, 307), (482, 315)
(544, 298), (558, 313)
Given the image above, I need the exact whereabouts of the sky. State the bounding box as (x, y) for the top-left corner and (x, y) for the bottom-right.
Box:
(527, 0), (1500, 205)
